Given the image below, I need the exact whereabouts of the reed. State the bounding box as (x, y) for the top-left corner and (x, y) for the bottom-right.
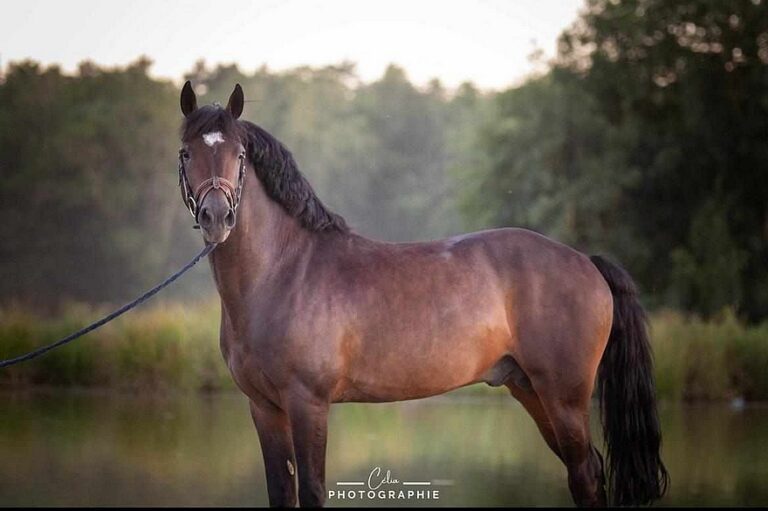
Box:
(0, 299), (232, 392)
(2, 302), (767, 400)
(650, 308), (768, 401)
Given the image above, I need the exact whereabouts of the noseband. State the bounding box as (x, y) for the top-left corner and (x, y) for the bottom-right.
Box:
(178, 149), (246, 228)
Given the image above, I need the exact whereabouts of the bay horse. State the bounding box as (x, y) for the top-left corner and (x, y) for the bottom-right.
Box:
(177, 82), (668, 507)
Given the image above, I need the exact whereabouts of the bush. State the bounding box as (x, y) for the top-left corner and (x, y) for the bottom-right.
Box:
(650, 309), (768, 401)
(0, 299), (232, 392)
(2, 302), (767, 401)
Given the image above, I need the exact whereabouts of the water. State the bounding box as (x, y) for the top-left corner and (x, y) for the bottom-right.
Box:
(1, 389), (767, 507)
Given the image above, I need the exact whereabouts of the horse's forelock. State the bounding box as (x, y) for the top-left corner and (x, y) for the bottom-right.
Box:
(181, 105), (244, 143)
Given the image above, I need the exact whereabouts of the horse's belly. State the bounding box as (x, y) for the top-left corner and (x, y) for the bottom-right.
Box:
(333, 313), (512, 403)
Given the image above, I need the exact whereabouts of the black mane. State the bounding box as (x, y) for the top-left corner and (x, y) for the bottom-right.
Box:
(181, 106), (348, 233)
(243, 121), (349, 233)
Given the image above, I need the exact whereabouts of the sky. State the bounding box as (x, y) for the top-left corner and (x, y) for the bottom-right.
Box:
(0, 0), (584, 90)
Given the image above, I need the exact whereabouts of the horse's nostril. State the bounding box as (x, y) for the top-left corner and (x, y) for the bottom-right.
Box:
(199, 206), (213, 228)
(225, 209), (236, 228)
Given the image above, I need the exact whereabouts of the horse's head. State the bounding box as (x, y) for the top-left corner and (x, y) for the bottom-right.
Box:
(178, 81), (246, 244)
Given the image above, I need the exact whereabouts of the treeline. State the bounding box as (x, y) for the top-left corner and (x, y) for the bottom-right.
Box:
(0, 59), (489, 307)
(1, 0), (767, 321)
(0, 59), (192, 307)
(183, 61), (488, 242)
(464, 0), (768, 320)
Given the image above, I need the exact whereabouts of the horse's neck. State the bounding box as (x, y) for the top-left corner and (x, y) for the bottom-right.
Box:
(207, 173), (313, 315)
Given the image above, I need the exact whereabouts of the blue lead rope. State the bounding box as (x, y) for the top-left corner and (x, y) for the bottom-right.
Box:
(0, 243), (216, 369)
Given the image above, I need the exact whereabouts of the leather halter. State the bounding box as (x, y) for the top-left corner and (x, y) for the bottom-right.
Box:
(178, 149), (246, 228)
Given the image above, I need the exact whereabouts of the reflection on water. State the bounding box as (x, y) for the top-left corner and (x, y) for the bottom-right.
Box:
(0, 389), (767, 507)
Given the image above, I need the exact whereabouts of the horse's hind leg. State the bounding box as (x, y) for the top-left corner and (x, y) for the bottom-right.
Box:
(536, 386), (607, 507)
(547, 402), (606, 507)
(505, 382), (562, 461)
(506, 377), (606, 507)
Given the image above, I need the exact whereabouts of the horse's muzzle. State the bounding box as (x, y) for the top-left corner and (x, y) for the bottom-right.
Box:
(197, 191), (235, 243)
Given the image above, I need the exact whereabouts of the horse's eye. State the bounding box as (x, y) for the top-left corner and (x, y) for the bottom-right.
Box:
(182, 151), (191, 161)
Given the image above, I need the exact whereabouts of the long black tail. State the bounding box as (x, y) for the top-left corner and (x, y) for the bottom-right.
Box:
(590, 255), (669, 506)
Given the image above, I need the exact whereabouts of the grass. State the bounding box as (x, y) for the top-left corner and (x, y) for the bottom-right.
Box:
(651, 308), (768, 402)
(0, 299), (233, 392)
(1, 301), (768, 401)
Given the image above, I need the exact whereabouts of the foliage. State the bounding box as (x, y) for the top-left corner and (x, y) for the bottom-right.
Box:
(2, 301), (768, 402)
(0, 299), (230, 391)
(184, 62), (490, 241)
(651, 308), (768, 401)
(462, 0), (768, 319)
(0, 59), (192, 307)
(0, 59), (493, 307)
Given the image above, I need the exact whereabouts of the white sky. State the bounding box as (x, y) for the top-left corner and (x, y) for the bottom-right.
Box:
(0, 0), (583, 90)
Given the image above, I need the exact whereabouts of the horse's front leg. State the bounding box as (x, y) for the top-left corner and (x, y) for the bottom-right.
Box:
(287, 393), (330, 507)
(249, 399), (298, 507)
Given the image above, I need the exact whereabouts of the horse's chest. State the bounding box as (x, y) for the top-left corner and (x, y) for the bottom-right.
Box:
(219, 327), (293, 402)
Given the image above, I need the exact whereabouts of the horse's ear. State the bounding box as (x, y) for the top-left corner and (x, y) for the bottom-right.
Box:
(226, 84), (244, 119)
(180, 80), (197, 117)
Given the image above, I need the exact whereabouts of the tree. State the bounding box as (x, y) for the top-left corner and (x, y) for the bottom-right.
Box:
(1, 59), (490, 306)
(0, 59), (188, 307)
(559, 0), (768, 318)
(463, 0), (768, 319)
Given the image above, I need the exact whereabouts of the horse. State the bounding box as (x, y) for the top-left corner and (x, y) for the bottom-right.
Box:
(176, 81), (668, 507)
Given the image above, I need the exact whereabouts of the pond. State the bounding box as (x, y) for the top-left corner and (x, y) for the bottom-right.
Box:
(0, 389), (766, 506)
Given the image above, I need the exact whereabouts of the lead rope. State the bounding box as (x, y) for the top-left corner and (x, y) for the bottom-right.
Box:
(0, 243), (217, 369)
